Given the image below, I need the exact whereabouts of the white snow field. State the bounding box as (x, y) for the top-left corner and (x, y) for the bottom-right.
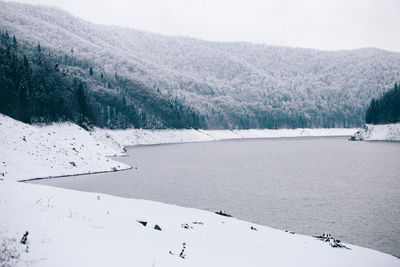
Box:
(2, 113), (398, 266)
(0, 114), (130, 182)
(351, 123), (400, 141)
(1, 181), (399, 267)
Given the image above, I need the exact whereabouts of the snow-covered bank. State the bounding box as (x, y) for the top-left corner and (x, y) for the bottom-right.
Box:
(1, 180), (398, 267)
(0, 113), (356, 182)
(350, 123), (400, 141)
(0, 114), (129, 182)
(1, 114), (398, 265)
(93, 127), (357, 147)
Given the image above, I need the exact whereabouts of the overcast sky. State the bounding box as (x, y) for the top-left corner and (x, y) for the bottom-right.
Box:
(9, 0), (400, 52)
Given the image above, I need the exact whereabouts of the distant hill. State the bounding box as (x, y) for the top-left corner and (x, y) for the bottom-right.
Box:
(1, 1), (400, 129)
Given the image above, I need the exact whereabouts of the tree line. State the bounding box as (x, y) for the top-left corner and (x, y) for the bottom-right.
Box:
(0, 31), (90, 125)
(0, 31), (204, 129)
(365, 83), (400, 124)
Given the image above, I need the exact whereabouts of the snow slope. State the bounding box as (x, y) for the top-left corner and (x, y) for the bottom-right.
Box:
(94, 127), (357, 147)
(0, 114), (129, 182)
(1, 180), (398, 267)
(350, 124), (400, 141)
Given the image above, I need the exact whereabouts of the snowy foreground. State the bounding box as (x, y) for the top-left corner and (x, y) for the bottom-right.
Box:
(351, 123), (400, 141)
(1, 181), (399, 267)
(2, 114), (399, 266)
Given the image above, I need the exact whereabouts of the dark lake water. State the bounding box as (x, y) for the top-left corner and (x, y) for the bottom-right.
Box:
(31, 137), (400, 256)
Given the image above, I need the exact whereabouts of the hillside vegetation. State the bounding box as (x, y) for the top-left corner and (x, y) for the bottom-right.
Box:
(1, 1), (400, 129)
(365, 83), (400, 124)
(0, 31), (202, 128)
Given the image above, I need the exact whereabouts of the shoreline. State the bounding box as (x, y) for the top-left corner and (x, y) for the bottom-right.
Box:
(1, 114), (399, 266)
(18, 166), (133, 183)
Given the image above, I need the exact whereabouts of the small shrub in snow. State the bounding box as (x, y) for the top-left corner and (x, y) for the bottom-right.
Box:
(179, 243), (186, 259)
(20, 231), (29, 245)
(0, 239), (20, 267)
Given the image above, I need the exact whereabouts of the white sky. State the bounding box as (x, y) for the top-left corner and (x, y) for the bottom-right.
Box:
(9, 0), (400, 52)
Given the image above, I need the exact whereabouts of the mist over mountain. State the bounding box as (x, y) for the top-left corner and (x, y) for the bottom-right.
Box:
(1, 1), (400, 129)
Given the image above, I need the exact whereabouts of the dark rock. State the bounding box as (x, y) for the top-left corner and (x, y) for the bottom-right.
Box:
(181, 223), (193, 229)
(314, 232), (350, 249)
(215, 210), (232, 217)
(137, 220), (147, 227)
(154, 224), (162, 231)
(251, 226), (257, 231)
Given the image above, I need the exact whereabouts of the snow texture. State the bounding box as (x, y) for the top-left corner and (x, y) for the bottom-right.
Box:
(351, 124), (400, 141)
(1, 180), (399, 267)
(0, 114), (129, 182)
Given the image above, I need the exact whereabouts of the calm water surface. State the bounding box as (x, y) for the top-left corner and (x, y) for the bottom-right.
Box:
(31, 137), (400, 256)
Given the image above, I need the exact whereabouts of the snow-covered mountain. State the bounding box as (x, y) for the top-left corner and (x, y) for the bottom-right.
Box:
(1, 1), (400, 129)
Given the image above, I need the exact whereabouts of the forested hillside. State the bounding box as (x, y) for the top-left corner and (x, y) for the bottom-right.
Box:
(0, 31), (203, 128)
(365, 83), (400, 124)
(1, 1), (400, 129)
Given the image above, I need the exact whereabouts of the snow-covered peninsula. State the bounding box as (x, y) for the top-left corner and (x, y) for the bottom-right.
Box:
(1, 114), (398, 266)
(350, 124), (400, 141)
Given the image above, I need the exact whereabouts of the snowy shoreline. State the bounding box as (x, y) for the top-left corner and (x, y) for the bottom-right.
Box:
(2, 180), (399, 267)
(350, 123), (400, 141)
(17, 167), (132, 183)
(1, 114), (356, 182)
(2, 114), (399, 266)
